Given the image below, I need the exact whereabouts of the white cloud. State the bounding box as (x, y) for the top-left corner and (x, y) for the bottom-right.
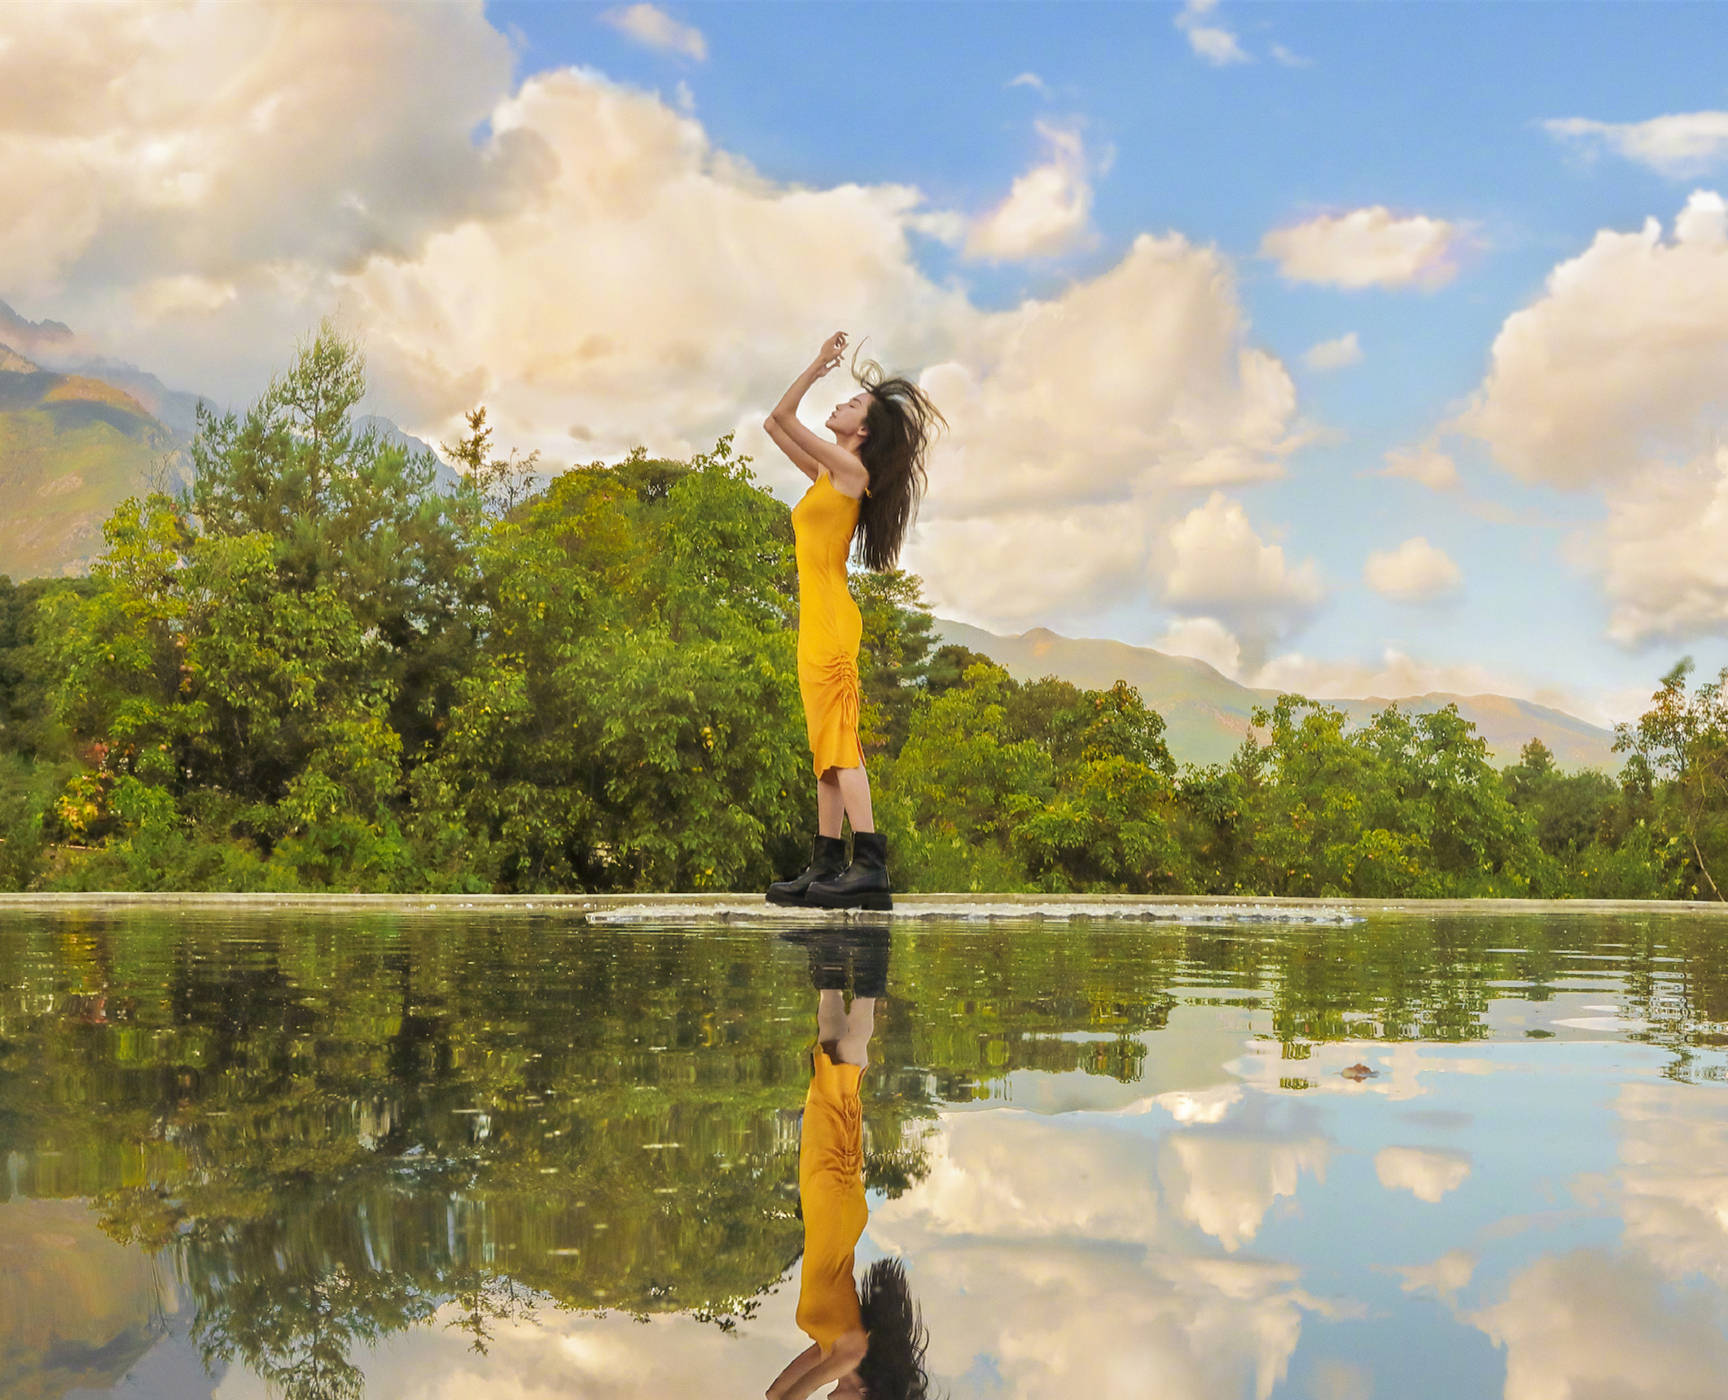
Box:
(1301, 331), (1361, 371)
(1450, 190), (1728, 490)
(1381, 440), (1461, 491)
(3, 3), (1314, 659)
(1448, 190), (1728, 644)
(1613, 1081), (1728, 1285)
(1007, 71), (1048, 94)
(1374, 1145), (1472, 1202)
(0, 2), (539, 296)
(869, 1109), (1327, 1399)
(1270, 43), (1312, 69)
(1471, 1250), (1728, 1400)
(1596, 445), (1728, 644)
(1363, 537), (1462, 603)
(599, 3), (707, 62)
(1161, 483), (1320, 622)
(1260, 207), (1467, 289)
(963, 118), (1096, 262)
(1545, 111), (1728, 179)
(1176, 0), (1250, 66)
(1156, 616), (1245, 678)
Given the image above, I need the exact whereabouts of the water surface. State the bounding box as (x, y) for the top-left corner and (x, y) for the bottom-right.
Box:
(1, 910), (1724, 1399)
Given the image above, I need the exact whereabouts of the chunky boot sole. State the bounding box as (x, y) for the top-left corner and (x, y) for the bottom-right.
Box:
(803, 887), (893, 911)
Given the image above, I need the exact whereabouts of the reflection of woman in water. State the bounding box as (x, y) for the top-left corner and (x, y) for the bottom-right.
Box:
(768, 928), (931, 1400)
(762, 333), (946, 912)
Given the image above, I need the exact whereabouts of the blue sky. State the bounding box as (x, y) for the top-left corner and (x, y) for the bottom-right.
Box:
(506, 0), (1728, 721)
(8, 0), (1728, 726)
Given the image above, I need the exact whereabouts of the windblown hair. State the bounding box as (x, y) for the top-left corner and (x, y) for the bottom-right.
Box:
(848, 343), (947, 572)
(857, 1257), (933, 1400)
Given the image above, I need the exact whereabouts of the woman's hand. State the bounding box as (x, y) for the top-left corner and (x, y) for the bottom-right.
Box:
(810, 331), (847, 376)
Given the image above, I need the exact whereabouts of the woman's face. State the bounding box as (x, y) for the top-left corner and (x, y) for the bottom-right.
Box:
(826, 391), (870, 440)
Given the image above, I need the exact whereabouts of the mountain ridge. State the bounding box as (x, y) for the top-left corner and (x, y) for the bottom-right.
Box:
(931, 617), (1619, 773)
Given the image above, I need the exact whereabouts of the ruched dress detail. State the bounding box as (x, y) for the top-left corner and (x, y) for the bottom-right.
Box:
(796, 1045), (867, 1354)
(792, 472), (865, 776)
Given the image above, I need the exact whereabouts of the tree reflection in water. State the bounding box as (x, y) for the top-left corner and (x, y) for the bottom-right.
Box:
(0, 911), (1723, 1398)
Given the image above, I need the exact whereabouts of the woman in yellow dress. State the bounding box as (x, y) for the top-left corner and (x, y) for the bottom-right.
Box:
(763, 332), (946, 911)
(766, 926), (931, 1400)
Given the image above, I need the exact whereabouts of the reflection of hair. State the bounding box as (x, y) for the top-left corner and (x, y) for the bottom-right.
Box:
(858, 1257), (932, 1400)
(849, 341), (947, 572)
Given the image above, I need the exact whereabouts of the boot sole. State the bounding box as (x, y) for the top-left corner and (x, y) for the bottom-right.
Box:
(803, 891), (893, 911)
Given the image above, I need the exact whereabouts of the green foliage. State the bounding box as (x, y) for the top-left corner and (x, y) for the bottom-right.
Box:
(1613, 657), (1728, 900)
(11, 326), (1727, 898)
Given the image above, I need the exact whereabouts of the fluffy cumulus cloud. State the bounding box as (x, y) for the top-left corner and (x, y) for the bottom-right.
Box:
(962, 118), (1098, 261)
(1150, 493), (1323, 666)
(1260, 207), (1467, 289)
(1449, 189), (1728, 643)
(1451, 190), (1728, 490)
(1156, 616), (1245, 677)
(0, 1), (538, 296)
(1595, 447), (1728, 644)
(1363, 537), (1462, 603)
(1545, 111), (1728, 178)
(0, 0), (1318, 647)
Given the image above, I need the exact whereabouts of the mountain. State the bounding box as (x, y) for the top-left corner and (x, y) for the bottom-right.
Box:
(0, 346), (180, 578)
(930, 617), (1620, 773)
(0, 299), (467, 580)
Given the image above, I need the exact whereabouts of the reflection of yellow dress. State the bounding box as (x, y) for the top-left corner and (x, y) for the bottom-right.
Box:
(796, 1046), (867, 1355)
(792, 472), (865, 776)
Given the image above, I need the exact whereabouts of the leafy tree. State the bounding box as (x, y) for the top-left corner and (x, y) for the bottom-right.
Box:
(852, 568), (937, 759)
(1613, 658), (1728, 900)
(405, 436), (809, 892)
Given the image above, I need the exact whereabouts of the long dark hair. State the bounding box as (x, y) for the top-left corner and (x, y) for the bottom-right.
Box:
(848, 343), (947, 572)
(857, 1257), (933, 1400)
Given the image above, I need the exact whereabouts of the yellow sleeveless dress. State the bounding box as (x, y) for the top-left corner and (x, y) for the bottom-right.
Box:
(791, 471), (865, 776)
(796, 1046), (867, 1354)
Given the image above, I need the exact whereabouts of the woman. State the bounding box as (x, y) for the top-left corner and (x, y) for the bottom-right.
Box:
(766, 926), (932, 1400)
(763, 331), (947, 911)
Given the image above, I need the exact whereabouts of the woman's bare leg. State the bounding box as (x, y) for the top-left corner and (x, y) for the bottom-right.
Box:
(817, 988), (848, 1048)
(816, 768), (845, 838)
(835, 996), (875, 1067)
(833, 762), (874, 834)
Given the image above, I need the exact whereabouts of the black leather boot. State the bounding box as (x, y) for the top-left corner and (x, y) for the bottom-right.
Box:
(804, 830), (892, 911)
(766, 834), (849, 905)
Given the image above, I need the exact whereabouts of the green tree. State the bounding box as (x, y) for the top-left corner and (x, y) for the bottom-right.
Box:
(1613, 657), (1728, 900)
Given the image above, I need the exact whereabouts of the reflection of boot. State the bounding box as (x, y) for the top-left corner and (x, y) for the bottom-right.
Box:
(767, 834), (849, 905)
(805, 831), (892, 911)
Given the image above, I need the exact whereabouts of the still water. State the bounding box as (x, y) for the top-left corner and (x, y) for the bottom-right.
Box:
(2, 910), (1725, 1400)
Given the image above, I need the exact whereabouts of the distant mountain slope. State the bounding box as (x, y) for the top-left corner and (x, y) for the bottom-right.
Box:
(0, 347), (178, 578)
(931, 617), (1620, 773)
(0, 298), (466, 580)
